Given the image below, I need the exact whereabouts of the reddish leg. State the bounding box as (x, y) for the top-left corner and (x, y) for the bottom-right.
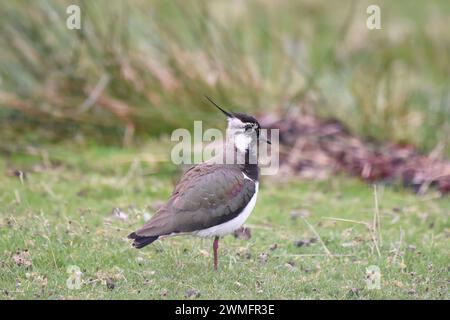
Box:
(213, 236), (219, 271)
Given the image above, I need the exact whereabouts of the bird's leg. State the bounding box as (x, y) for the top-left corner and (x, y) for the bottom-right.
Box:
(213, 236), (219, 271)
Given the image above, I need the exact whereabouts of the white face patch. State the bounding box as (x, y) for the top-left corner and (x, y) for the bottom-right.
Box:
(234, 133), (252, 153)
(226, 117), (257, 153)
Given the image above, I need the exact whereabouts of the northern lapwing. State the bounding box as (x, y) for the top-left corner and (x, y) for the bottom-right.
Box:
(128, 97), (270, 270)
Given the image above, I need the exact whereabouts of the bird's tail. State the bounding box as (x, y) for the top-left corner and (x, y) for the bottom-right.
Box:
(128, 232), (159, 249)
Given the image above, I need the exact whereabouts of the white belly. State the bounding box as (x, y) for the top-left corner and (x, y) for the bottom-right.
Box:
(194, 182), (259, 238)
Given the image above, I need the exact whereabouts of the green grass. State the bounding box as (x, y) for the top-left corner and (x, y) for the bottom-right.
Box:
(1, 141), (448, 299)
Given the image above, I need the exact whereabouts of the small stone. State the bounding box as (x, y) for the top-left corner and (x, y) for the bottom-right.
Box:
(258, 252), (269, 264)
(160, 289), (168, 297)
(292, 237), (317, 246)
(12, 251), (32, 268)
(185, 288), (201, 299)
(233, 227), (252, 240)
(269, 243), (278, 251)
(285, 261), (296, 271)
(106, 278), (115, 290)
(286, 260), (295, 267)
(408, 289), (416, 295)
(294, 240), (307, 247)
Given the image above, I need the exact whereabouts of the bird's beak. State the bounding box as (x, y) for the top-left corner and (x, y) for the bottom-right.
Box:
(205, 96), (233, 118)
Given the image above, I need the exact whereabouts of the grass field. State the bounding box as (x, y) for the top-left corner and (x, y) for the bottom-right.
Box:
(1, 140), (448, 299)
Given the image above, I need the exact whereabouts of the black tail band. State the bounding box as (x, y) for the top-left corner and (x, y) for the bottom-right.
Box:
(128, 232), (159, 249)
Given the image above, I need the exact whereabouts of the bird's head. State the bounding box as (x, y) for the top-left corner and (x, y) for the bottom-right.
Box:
(205, 96), (270, 154)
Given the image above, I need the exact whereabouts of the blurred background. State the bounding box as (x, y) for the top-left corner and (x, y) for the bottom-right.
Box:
(0, 0), (449, 154)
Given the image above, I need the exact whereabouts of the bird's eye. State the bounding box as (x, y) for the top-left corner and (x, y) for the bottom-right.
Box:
(244, 124), (253, 131)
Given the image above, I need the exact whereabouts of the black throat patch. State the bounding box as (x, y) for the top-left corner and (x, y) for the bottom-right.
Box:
(242, 149), (259, 181)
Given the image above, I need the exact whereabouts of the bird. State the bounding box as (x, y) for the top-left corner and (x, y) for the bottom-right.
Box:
(128, 96), (270, 271)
